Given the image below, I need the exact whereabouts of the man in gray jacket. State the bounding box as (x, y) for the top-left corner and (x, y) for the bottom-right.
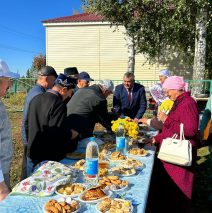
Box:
(0, 59), (20, 200)
(67, 80), (114, 139)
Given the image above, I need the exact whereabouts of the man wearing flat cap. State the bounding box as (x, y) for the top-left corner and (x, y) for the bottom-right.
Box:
(75, 71), (94, 91)
(25, 74), (79, 176)
(67, 79), (113, 139)
(21, 65), (58, 180)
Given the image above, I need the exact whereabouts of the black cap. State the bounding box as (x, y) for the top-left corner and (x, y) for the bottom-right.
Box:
(64, 67), (79, 78)
(38, 66), (58, 78)
(54, 73), (76, 89)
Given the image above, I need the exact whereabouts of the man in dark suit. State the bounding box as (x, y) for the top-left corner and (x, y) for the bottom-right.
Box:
(113, 72), (147, 120)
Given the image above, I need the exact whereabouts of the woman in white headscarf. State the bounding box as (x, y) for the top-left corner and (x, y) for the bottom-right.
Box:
(139, 69), (173, 130)
(150, 69), (171, 106)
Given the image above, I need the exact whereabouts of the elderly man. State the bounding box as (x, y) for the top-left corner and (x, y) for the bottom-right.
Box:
(0, 59), (20, 200)
(113, 72), (147, 120)
(67, 80), (114, 139)
(75, 71), (94, 91)
(21, 66), (57, 180)
(26, 74), (79, 176)
(64, 67), (79, 80)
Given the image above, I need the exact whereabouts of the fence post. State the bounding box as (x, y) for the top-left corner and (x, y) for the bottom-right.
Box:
(14, 80), (17, 93)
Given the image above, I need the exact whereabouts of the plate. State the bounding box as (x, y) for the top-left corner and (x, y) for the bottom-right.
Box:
(95, 198), (133, 213)
(110, 166), (137, 177)
(72, 159), (86, 171)
(103, 183), (128, 192)
(123, 158), (145, 170)
(78, 188), (112, 204)
(55, 183), (87, 198)
(98, 176), (129, 192)
(99, 141), (116, 151)
(42, 198), (81, 213)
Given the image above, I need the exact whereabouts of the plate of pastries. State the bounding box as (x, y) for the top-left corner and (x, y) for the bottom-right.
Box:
(43, 197), (80, 213)
(100, 141), (116, 151)
(109, 152), (127, 161)
(72, 159), (85, 170)
(96, 197), (133, 213)
(128, 148), (148, 157)
(79, 186), (112, 204)
(123, 158), (145, 170)
(98, 176), (129, 192)
(110, 166), (136, 177)
(55, 183), (87, 198)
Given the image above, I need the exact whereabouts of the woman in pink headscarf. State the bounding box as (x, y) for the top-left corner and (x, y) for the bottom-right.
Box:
(149, 76), (199, 213)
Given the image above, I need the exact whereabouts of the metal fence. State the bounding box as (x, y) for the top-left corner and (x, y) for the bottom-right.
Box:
(9, 78), (212, 97)
(5, 78), (212, 114)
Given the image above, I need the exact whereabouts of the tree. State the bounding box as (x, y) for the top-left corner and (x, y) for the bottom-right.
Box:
(83, 0), (145, 73)
(83, 0), (211, 86)
(32, 54), (46, 74)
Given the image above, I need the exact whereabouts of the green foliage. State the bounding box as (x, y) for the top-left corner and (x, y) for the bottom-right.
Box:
(83, 0), (212, 73)
(3, 92), (26, 111)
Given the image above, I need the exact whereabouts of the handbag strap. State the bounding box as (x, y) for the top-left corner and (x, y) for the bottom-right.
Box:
(180, 123), (185, 140)
(172, 133), (178, 139)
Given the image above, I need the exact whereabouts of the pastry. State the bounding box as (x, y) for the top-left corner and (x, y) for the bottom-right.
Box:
(98, 198), (132, 213)
(110, 152), (126, 160)
(44, 199), (79, 213)
(73, 159), (85, 170)
(98, 176), (128, 190)
(57, 183), (85, 196)
(129, 148), (148, 156)
(82, 186), (107, 201)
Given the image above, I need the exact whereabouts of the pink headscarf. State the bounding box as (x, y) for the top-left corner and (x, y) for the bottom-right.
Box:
(162, 76), (188, 91)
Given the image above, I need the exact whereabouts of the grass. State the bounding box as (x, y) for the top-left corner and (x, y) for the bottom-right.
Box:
(3, 94), (212, 212)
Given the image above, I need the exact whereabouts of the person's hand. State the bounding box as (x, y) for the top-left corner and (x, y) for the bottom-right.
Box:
(139, 117), (148, 124)
(70, 129), (79, 140)
(134, 118), (139, 123)
(152, 138), (156, 144)
(0, 181), (9, 201)
(157, 111), (168, 123)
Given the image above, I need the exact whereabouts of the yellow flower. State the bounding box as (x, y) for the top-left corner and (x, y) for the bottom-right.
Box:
(111, 117), (139, 139)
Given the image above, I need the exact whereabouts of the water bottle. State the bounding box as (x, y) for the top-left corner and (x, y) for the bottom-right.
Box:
(85, 137), (99, 185)
(116, 122), (126, 154)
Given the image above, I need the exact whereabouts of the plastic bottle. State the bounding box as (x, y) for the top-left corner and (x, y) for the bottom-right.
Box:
(85, 137), (99, 185)
(116, 122), (126, 154)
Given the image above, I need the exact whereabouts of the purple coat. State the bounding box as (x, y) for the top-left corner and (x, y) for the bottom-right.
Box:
(154, 92), (199, 199)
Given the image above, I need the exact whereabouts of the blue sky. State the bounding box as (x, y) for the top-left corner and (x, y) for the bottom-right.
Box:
(0, 0), (83, 76)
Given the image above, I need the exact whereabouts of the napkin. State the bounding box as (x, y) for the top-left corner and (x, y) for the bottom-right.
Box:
(11, 161), (76, 196)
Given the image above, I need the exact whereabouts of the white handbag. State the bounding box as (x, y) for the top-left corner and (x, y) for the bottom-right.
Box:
(158, 123), (192, 166)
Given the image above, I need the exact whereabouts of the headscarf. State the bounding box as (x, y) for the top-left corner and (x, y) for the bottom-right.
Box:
(159, 69), (171, 77)
(162, 76), (188, 91)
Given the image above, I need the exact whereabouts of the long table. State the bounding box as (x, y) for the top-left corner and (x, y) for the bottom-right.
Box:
(0, 138), (156, 213)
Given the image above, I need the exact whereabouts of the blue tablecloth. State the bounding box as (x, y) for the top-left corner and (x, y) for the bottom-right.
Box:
(0, 145), (156, 213)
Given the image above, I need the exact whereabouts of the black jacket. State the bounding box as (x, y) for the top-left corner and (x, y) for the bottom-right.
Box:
(66, 85), (111, 138)
(25, 90), (77, 165)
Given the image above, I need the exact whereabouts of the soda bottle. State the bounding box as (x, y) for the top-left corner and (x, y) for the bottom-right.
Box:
(116, 122), (126, 154)
(85, 137), (99, 185)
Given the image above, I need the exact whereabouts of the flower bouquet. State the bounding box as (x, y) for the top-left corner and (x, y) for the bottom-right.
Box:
(111, 117), (139, 140)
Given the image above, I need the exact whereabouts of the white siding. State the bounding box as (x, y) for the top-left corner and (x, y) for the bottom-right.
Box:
(44, 22), (167, 81)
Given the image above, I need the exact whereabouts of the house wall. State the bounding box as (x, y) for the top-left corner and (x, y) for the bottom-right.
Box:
(44, 22), (170, 81)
